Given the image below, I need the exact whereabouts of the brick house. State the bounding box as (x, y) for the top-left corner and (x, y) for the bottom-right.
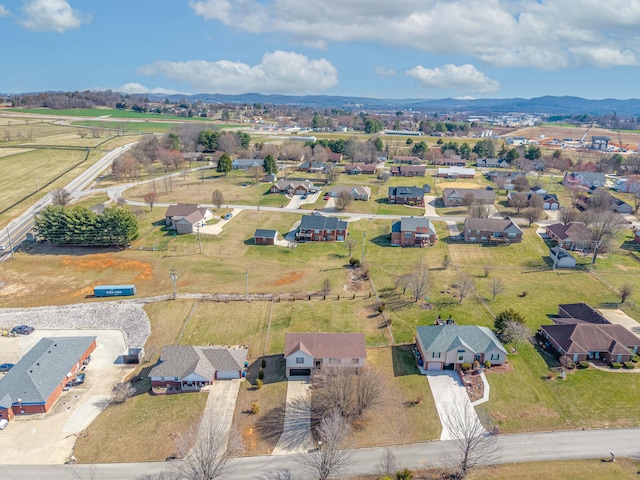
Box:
(0, 337), (96, 421)
(390, 165), (426, 177)
(390, 216), (437, 247)
(442, 188), (496, 207)
(296, 212), (348, 242)
(436, 167), (475, 178)
(388, 185), (428, 206)
(464, 217), (523, 243)
(254, 229), (279, 245)
(270, 179), (317, 195)
(545, 223), (591, 251)
(284, 332), (366, 378)
(393, 155), (423, 165)
(328, 185), (371, 201)
(344, 163), (377, 175)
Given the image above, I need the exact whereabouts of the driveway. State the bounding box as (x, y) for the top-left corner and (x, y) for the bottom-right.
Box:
(424, 196), (438, 216)
(0, 329), (133, 465)
(426, 371), (486, 441)
(599, 308), (640, 337)
(272, 378), (314, 455)
(199, 208), (243, 235)
(199, 379), (241, 438)
(445, 220), (460, 237)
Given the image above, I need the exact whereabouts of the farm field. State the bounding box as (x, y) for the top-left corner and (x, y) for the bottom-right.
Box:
(4, 107), (221, 121)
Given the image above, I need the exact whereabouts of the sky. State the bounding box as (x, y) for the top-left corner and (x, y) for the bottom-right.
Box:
(1, 0), (640, 99)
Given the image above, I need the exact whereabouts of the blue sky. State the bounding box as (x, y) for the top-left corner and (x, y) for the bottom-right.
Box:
(1, 0), (639, 99)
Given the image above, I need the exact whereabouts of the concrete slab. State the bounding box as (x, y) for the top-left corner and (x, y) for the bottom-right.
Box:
(200, 379), (242, 437)
(424, 196), (438, 217)
(200, 208), (243, 235)
(599, 308), (640, 337)
(445, 220), (460, 237)
(272, 379), (314, 455)
(426, 371), (486, 441)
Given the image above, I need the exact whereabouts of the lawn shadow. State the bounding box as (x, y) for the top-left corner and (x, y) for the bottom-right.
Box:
(532, 341), (560, 370)
(391, 345), (419, 377)
(255, 395), (311, 445)
(19, 244), (123, 256)
(370, 234), (392, 247)
(245, 354), (286, 386)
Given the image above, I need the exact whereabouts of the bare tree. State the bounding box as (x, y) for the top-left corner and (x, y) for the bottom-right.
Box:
(211, 190), (224, 210)
(395, 274), (411, 295)
(249, 165), (264, 183)
(217, 133), (237, 154)
(455, 273), (473, 304)
(112, 382), (135, 404)
(287, 239), (297, 253)
(51, 188), (71, 206)
(335, 191), (353, 211)
(620, 283), (634, 304)
(462, 193), (477, 211)
(513, 176), (530, 192)
(589, 188), (613, 210)
(490, 278), (504, 301)
(528, 193), (544, 210)
(482, 264), (492, 278)
(510, 193), (529, 214)
(325, 166), (340, 184)
(523, 207), (543, 226)
(469, 204), (490, 218)
(177, 415), (244, 480)
(501, 320), (530, 353)
(143, 191), (158, 211)
(321, 278), (331, 297)
(442, 401), (501, 477)
(345, 238), (357, 257)
(377, 448), (399, 478)
(558, 207), (578, 225)
(299, 411), (353, 480)
(581, 209), (626, 267)
(409, 264), (430, 302)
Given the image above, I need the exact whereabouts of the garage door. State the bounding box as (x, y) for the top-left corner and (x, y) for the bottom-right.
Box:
(427, 362), (442, 371)
(289, 368), (311, 376)
(216, 370), (239, 380)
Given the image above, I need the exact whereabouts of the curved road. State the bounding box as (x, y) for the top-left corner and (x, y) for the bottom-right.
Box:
(3, 427), (639, 479)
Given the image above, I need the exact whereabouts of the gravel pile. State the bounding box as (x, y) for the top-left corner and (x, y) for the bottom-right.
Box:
(0, 302), (150, 348)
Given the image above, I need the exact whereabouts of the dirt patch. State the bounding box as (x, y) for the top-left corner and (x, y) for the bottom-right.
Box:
(344, 267), (368, 292)
(62, 254), (153, 280)
(272, 271), (302, 286)
(517, 404), (560, 420)
(484, 362), (512, 374)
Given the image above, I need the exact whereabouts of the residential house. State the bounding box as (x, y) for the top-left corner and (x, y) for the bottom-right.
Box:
(284, 332), (366, 377)
(261, 173), (277, 183)
(614, 176), (640, 194)
(545, 222), (591, 251)
(540, 323), (640, 363)
(563, 171), (606, 189)
(390, 216), (437, 247)
(436, 167), (475, 178)
(232, 158), (264, 170)
(442, 188), (496, 207)
(164, 203), (214, 234)
(388, 185), (428, 206)
(150, 345), (248, 393)
(254, 229), (280, 245)
(298, 161), (331, 174)
(612, 198), (633, 214)
(345, 163), (377, 175)
(549, 246), (577, 268)
(390, 165), (427, 177)
(326, 149), (343, 163)
(0, 337), (96, 420)
(576, 189), (632, 213)
(393, 155), (423, 165)
(439, 155), (467, 167)
(477, 158), (508, 168)
(635, 231), (640, 245)
(270, 179), (317, 195)
(487, 170), (527, 189)
(463, 217), (523, 243)
(296, 212), (348, 242)
(416, 324), (507, 371)
(530, 185), (547, 195)
(507, 191), (559, 210)
(557, 303), (610, 324)
(328, 185), (372, 201)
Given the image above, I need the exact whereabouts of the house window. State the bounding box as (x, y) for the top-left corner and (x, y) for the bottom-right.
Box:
(431, 352), (441, 359)
(508, 233), (517, 238)
(458, 350), (465, 362)
(295, 357), (305, 364)
(160, 376), (165, 381)
(329, 358), (341, 364)
(490, 354), (500, 361)
(351, 358), (360, 364)
(174, 377), (179, 381)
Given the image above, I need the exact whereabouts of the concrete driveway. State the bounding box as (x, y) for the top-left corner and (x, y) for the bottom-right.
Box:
(599, 308), (640, 336)
(426, 371), (486, 441)
(199, 208), (243, 235)
(272, 378), (314, 455)
(0, 329), (133, 465)
(198, 379), (242, 440)
(424, 196), (438, 216)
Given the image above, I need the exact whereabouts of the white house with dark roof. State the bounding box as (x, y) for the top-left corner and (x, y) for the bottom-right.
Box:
(164, 203), (214, 234)
(328, 185), (371, 201)
(416, 325), (507, 371)
(284, 332), (366, 377)
(0, 336), (96, 420)
(232, 158), (264, 170)
(150, 345), (248, 393)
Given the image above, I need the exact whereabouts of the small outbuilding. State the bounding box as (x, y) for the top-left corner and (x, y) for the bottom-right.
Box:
(550, 246), (577, 268)
(254, 229), (279, 245)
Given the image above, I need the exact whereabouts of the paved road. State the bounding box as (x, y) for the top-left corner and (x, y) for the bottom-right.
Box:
(3, 428), (640, 479)
(0, 143), (136, 256)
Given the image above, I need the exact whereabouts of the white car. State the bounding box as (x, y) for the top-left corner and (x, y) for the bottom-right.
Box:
(0, 419), (8, 430)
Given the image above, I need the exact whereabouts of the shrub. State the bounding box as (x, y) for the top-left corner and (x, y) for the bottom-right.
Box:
(577, 361), (589, 369)
(623, 361), (635, 369)
(610, 361), (622, 369)
(349, 257), (361, 267)
(258, 369), (265, 380)
(256, 379), (263, 390)
(484, 360), (491, 369)
(250, 401), (260, 415)
(377, 303), (386, 313)
(559, 355), (576, 370)
(261, 358), (266, 369)
(460, 362), (472, 372)
(396, 468), (414, 480)
(520, 291), (528, 297)
(632, 355), (640, 363)
(472, 360), (480, 371)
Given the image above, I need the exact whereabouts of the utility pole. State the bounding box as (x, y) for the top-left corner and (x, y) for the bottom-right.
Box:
(197, 224), (202, 254)
(245, 270), (249, 300)
(170, 268), (178, 300)
(361, 231), (367, 264)
(6, 228), (14, 259)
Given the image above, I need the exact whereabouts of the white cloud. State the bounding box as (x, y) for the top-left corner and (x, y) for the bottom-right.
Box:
(115, 83), (182, 96)
(375, 66), (395, 77)
(0, 5), (10, 17)
(20, 0), (90, 32)
(138, 51), (338, 94)
(189, 0), (640, 69)
(406, 64), (500, 94)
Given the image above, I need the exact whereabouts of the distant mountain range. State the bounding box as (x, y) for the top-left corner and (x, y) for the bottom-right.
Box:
(152, 93), (640, 116)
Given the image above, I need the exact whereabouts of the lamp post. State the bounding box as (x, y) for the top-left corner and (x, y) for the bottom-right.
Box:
(170, 268), (178, 300)
(361, 231), (367, 264)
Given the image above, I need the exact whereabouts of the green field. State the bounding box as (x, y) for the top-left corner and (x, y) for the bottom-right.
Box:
(5, 107), (215, 121)
(73, 120), (174, 133)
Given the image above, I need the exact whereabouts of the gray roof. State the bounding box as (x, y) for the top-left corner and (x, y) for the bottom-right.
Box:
(150, 345), (248, 379)
(394, 216), (435, 235)
(443, 188), (496, 202)
(299, 213), (348, 231)
(233, 158), (264, 167)
(0, 336), (96, 408)
(416, 325), (507, 355)
(254, 229), (279, 238)
(464, 216), (522, 234)
(388, 186), (425, 197)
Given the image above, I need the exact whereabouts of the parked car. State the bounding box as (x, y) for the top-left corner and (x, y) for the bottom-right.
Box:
(301, 195), (307, 200)
(11, 325), (34, 335)
(63, 382), (73, 391)
(323, 195), (330, 200)
(224, 213), (233, 220)
(0, 419), (8, 430)
(75, 373), (86, 385)
(0, 363), (14, 372)
(241, 182), (250, 187)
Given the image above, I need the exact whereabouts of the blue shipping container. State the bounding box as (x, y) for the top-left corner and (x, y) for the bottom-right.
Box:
(94, 285), (137, 297)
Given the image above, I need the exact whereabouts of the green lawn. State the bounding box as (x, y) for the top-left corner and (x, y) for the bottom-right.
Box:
(73, 120), (174, 133)
(5, 107), (219, 121)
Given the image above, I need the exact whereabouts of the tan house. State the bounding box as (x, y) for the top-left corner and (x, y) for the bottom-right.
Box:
(545, 222), (591, 251)
(464, 217), (523, 243)
(328, 185), (371, 201)
(442, 188), (496, 207)
(164, 203), (214, 234)
(284, 332), (366, 377)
